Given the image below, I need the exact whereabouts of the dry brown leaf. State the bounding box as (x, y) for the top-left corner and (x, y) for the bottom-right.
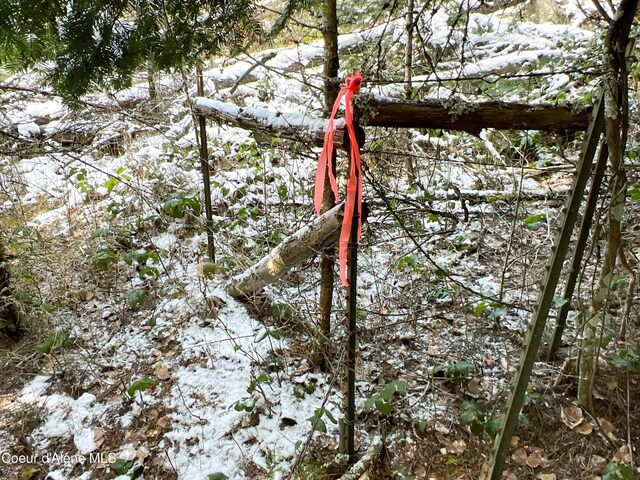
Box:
(414, 465), (427, 478)
(598, 418), (616, 440)
(526, 449), (545, 469)
(574, 422), (593, 435)
(157, 415), (171, 429)
(154, 364), (171, 380)
(510, 435), (520, 447)
(589, 455), (607, 469)
(512, 447), (528, 465)
(614, 444), (632, 465)
(561, 405), (583, 429)
(536, 474), (556, 480)
(426, 346), (442, 356)
(136, 446), (150, 460)
(605, 376), (618, 390)
(466, 378), (482, 398)
(447, 439), (467, 455)
(504, 472), (518, 480)
(93, 428), (105, 449)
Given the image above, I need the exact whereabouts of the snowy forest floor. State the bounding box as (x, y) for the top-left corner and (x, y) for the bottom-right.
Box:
(1, 4), (640, 479)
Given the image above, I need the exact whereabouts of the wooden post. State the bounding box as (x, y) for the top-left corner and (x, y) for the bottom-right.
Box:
(338, 122), (366, 465)
(196, 66), (215, 263)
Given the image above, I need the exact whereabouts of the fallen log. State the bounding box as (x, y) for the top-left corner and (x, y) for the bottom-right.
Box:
(227, 203), (344, 298)
(193, 95), (592, 140)
(362, 96), (592, 133)
(193, 97), (326, 146)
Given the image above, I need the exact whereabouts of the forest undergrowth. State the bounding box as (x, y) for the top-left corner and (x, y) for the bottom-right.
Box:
(1, 1), (639, 479)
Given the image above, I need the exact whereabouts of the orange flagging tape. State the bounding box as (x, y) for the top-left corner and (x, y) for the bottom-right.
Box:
(314, 73), (363, 286)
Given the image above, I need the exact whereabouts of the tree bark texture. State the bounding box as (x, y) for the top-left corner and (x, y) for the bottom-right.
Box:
(193, 96), (592, 138)
(227, 203), (344, 298)
(317, 0), (340, 370)
(577, 0), (638, 410)
(404, 0), (415, 100)
(361, 97), (592, 133)
(0, 241), (19, 336)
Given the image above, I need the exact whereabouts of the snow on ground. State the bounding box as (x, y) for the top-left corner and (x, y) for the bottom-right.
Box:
(0, 5), (613, 479)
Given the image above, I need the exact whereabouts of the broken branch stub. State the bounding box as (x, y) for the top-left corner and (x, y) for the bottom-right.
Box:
(227, 203), (345, 298)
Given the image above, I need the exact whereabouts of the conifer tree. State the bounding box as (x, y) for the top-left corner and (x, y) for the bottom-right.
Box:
(0, 0), (260, 100)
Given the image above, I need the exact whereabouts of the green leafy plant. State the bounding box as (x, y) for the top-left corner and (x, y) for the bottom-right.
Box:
(124, 250), (160, 279)
(233, 398), (256, 413)
(127, 376), (158, 398)
(272, 303), (295, 321)
(610, 342), (640, 372)
(35, 330), (75, 354)
(307, 407), (337, 433)
(163, 192), (201, 219)
(627, 184), (640, 201)
(602, 461), (637, 480)
(434, 360), (475, 379)
(459, 401), (500, 437)
(126, 288), (147, 309)
(293, 381), (317, 399)
(110, 458), (135, 475)
(524, 213), (547, 231)
(473, 300), (507, 322)
(364, 380), (408, 416)
(234, 373), (271, 413)
(92, 248), (118, 270)
(208, 473), (229, 480)
(390, 463), (416, 480)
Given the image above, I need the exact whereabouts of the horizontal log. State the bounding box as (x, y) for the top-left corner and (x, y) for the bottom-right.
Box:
(193, 97), (327, 146)
(227, 203), (344, 298)
(194, 96), (592, 141)
(361, 96), (592, 133)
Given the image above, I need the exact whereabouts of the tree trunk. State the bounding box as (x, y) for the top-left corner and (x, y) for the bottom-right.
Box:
(0, 240), (19, 336)
(315, 0), (340, 371)
(404, 0), (414, 100)
(577, 0), (637, 410)
(227, 203), (344, 298)
(147, 59), (157, 100)
(403, 0), (418, 186)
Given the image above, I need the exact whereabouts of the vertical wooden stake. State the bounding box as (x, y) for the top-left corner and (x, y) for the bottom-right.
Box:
(346, 178), (359, 465)
(196, 65), (215, 263)
(342, 122), (365, 466)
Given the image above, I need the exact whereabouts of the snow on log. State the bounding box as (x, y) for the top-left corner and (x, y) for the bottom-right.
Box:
(227, 203), (344, 298)
(193, 97), (327, 146)
(363, 96), (592, 133)
(194, 96), (591, 139)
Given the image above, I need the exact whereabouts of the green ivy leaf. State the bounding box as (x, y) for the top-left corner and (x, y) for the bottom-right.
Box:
(127, 376), (158, 398)
(127, 288), (146, 309)
(485, 417), (502, 438)
(92, 248), (117, 270)
(382, 380), (408, 402)
(374, 398), (392, 416)
(110, 459), (134, 475)
(208, 474), (229, 480)
(524, 213), (546, 231)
